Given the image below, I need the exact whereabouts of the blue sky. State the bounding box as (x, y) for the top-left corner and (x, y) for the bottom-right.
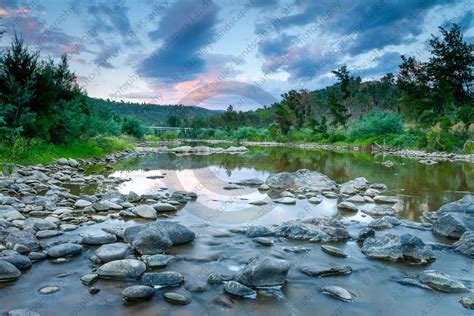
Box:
(0, 0), (472, 110)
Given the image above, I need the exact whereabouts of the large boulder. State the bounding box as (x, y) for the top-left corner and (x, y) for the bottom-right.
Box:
(22, 218), (56, 231)
(265, 169), (337, 191)
(234, 256), (290, 288)
(0, 260), (21, 282)
(131, 205), (157, 219)
(361, 233), (435, 264)
(453, 230), (474, 257)
(97, 259), (146, 279)
(430, 195), (474, 239)
(339, 177), (369, 195)
(416, 270), (468, 293)
(436, 195), (474, 215)
(433, 213), (469, 239)
(274, 216), (349, 242)
(3, 230), (40, 252)
(132, 227), (173, 255)
(95, 243), (132, 262)
(0, 206), (24, 221)
(124, 221), (195, 246)
(46, 243), (83, 258)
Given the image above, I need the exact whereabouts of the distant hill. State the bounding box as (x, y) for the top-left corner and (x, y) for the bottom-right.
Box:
(89, 98), (223, 125)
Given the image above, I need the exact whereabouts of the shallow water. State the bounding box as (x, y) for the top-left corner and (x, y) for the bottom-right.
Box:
(1, 147), (473, 316)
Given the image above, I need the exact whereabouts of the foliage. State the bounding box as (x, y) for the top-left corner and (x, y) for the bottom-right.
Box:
(351, 109), (404, 140)
(120, 116), (146, 139)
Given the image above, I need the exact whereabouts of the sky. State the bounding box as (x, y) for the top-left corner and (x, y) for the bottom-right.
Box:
(0, 0), (472, 111)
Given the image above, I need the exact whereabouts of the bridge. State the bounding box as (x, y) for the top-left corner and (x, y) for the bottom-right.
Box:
(148, 126), (215, 135)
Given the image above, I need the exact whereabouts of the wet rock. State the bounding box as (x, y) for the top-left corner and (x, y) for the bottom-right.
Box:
(369, 216), (401, 230)
(417, 270), (468, 292)
(322, 191), (338, 198)
(0, 260), (21, 282)
(93, 200), (122, 211)
(308, 196), (322, 204)
(265, 169), (337, 191)
(132, 227), (173, 255)
(274, 216), (350, 242)
(223, 185), (243, 190)
(337, 201), (358, 211)
(283, 246), (311, 253)
(35, 230), (63, 239)
(253, 237), (274, 246)
(130, 205), (157, 219)
(321, 285), (353, 302)
(127, 191), (141, 202)
(89, 287), (100, 294)
(373, 195), (398, 204)
(142, 271), (184, 287)
(234, 256), (290, 288)
(339, 177), (368, 195)
(433, 213), (469, 239)
(153, 203), (177, 212)
(74, 199), (92, 208)
(163, 292), (191, 305)
(38, 285), (60, 295)
(0, 254), (32, 270)
(459, 295), (474, 309)
(436, 195), (474, 215)
(81, 232), (117, 245)
(357, 227), (375, 242)
(81, 273), (98, 285)
(300, 265), (352, 277)
(274, 197), (296, 204)
(146, 254), (175, 268)
(321, 245), (347, 257)
(122, 285), (155, 301)
(249, 200), (268, 206)
(361, 233), (435, 264)
(12, 244), (29, 254)
(258, 184), (270, 190)
(46, 243), (82, 258)
(207, 273), (232, 284)
(7, 309), (40, 316)
(0, 206), (24, 221)
(23, 218), (56, 231)
(453, 231), (474, 257)
(246, 226), (272, 238)
(364, 188), (381, 197)
(362, 205), (395, 217)
(60, 224), (78, 232)
(235, 178), (264, 186)
(95, 243), (132, 262)
(28, 252), (47, 261)
(346, 195), (365, 203)
(97, 259), (146, 279)
(212, 295), (235, 308)
(224, 281), (256, 297)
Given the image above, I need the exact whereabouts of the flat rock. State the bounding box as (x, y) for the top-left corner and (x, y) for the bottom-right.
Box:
(321, 285), (353, 302)
(38, 285), (60, 295)
(122, 285), (155, 301)
(253, 237), (274, 246)
(146, 254), (175, 268)
(337, 201), (358, 211)
(321, 245), (347, 257)
(361, 233), (435, 264)
(373, 195), (398, 204)
(274, 197), (296, 204)
(274, 216), (349, 242)
(234, 178), (264, 186)
(224, 281), (256, 297)
(163, 292), (191, 305)
(265, 169), (337, 191)
(131, 205), (157, 219)
(82, 232), (117, 245)
(95, 243), (132, 262)
(300, 265), (352, 277)
(417, 270), (468, 293)
(142, 271), (184, 287)
(46, 243), (82, 258)
(35, 230), (63, 239)
(81, 273), (98, 285)
(97, 259), (146, 279)
(362, 205), (395, 217)
(234, 256), (290, 288)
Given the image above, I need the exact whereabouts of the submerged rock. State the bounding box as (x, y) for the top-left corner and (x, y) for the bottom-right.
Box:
(81, 232), (117, 245)
(97, 259), (146, 279)
(459, 295), (474, 309)
(224, 281), (256, 297)
(416, 270), (468, 293)
(300, 265), (352, 277)
(234, 256), (290, 288)
(321, 245), (347, 257)
(362, 205), (395, 217)
(163, 292), (192, 305)
(361, 233), (435, 264)
(373, 195), (398, 204)
(321, 285), (353, 302)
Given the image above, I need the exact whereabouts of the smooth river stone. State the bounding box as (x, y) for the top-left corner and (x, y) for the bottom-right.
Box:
(95, 242), (132, 262)
(163, 292), (192, 305)
(320, 245), (347, 257)
(122, 285), (155, 301)
(46, 243), (83, 258)
(0, 260), (21, 282)
(321, 285), (353, 302)
(224, 281), (256, 297)
(97, 259), (146, 279)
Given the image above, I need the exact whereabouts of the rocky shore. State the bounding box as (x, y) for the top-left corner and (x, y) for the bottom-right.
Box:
(0, 148), (473, 314)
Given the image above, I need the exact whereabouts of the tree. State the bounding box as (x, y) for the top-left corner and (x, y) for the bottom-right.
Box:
(332, 65), (351, 100)
(328, 90), (350, 128)
(167, 115), (179, 127)
(381, 73), (395, 86)
(274, 102), (295, 135)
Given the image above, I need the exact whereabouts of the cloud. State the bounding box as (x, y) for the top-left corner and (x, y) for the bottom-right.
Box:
(250, 0), (280, 8)
(138, 0), (220, 83)
(93, 45), (121, 68)
(85, 0), (132, 38)
(353, 51), (402, 78)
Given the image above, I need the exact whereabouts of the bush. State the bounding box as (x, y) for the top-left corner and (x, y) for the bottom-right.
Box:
(351, 109), (404, 140)
(121, 116), (146, 138)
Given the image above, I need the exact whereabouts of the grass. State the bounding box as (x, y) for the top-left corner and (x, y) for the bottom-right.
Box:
(0, 136), (134, 166)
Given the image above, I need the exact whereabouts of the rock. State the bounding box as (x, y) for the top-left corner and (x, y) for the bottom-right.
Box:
(13, 244), (29, 255)
(365, 188), (381, 197)
(339, 177), (368, 195)
(154, 222), (195, 244)
(274, 197), (296, 204)
(28, 252), (47, 261)
(23, 218), (56, 231)
(57, 158), (69, 165)
(82, 232), (117, 245)
(300, 265), (352, 277)
(38, 285), (60, 295)
(153, 203), (177, 212)
(436, 195), (474, 215)
(81, 273), (98, 285)
(373, 195), (398, 204)
(459, 295), (474, 309)
(274, 216), (350, 242)
(97, 259), (146, 279)
(249, 200), (268, 206)
(253, 237), (274, 246)
(346, 195), (365, 203)
(308, 196), (322, 204)
(369, 216), (401, 230)
(362, 205), (395, 217)
(163, 292), (191, 305)
(60, 224), (78, 232)
(224, 281), (256, 297)
(234, 256), (290, 288)
(382, 160), (395, 167)
(131, 205), (157, 219)
(142, 271), (184, 287)
(281, 191), (295, 198)
(122, 285), (155, 301)
(4, 230), (39, 252)
(89, 287), (100, 294)
(321, 285), (353, 302)
(95, 243), (132, 262)
(35, 230), (63, 239)
(207, 273), (232, 284)
(7, 309), (40, 316)
(46, 243), (82, 258)
(0, 254), (32, 270)
(322, 191), (338, 198)
(234, 178), (264, 186)
(132, 227), (173, 255)
(283, 246), (310, 253)
(321, 245), (347, 257)
(0, 206), (25, 221)
(74, 199), (92, 208)
(433, 213), (469, 239)
(453, 231), (474, 257)
(0, 260), (21, 282)
(258, 184), (270, 190)
(246, 226), (272, 238)
(93, 200), (122, 211)
(223, 185), (243, 190)
(265, 169), (337, 191)
(146, 254), (175, 268)
(337, 201), (358, 211)
(68, 158), (79, 167)
(417, 270), (468, 293)
(357, 227), (375, 242)
(212, 295), (235, 308)
(361, 233), (435, 264)
(127, 191), (141, 202)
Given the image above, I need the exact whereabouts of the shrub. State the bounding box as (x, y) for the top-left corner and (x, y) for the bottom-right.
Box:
(351, 109), (404, 140)
(121, 116), (146, 139)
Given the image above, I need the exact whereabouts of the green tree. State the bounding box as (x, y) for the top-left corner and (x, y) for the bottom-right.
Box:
(330, 65), (352, 127)
(167, 115), (179, 127)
